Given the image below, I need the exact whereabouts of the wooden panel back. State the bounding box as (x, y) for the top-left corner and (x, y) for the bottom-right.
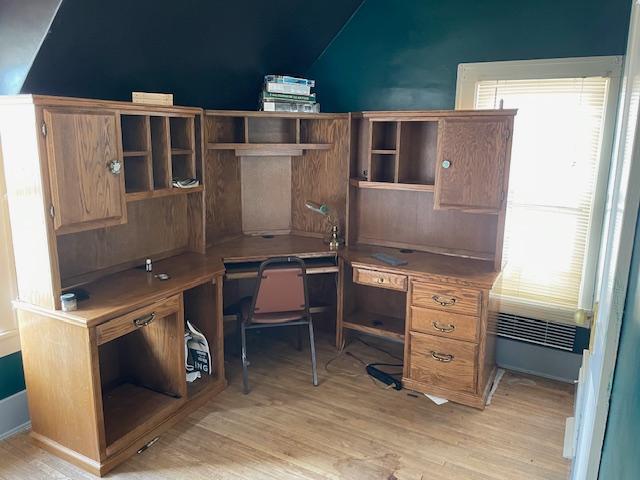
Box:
(122, 296), (185, 398)
(44, 108), (126, 232)
(247, 117), (296, 143)
(150, 116), (171, 188)
(291, 118), (349, 236)
(241, 156), (292, 234)
(397, 121), (438, 184)
(356, 189), (498, 258)
(204, 150), (242, 244)
(57, 196), (189, 285)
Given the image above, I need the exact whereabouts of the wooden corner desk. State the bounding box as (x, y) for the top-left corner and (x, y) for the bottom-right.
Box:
(1, 96), (513, 475)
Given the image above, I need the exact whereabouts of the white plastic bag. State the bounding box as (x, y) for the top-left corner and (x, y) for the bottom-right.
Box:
(184, 321), (213, 382)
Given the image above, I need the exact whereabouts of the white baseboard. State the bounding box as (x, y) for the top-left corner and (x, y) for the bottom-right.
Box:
(0, 389), (30, 440)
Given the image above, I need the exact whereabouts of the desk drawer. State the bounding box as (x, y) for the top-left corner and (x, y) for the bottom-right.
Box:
(353, 267), (407, 291)
(409, 332), (477, 393)
(412, 282), (481, 317)
(410, 306), (479, 343)
(96, 295), (181, 345)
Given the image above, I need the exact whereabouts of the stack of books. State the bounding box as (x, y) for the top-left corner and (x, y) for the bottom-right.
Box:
(260, 75), (319, 113)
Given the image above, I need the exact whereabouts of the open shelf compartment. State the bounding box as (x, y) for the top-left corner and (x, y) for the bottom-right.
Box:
(98, 300), (185, 455)
(247, 116), (297, 144)
(343, 265), (407, 343)
(123, 155), (152, 193)
(397, 121), (438, 186)
(371, 121), (398, 151)
(121, 115), (150, 155)
(207, 115), (246, 143)
(183, 282), (223, 400)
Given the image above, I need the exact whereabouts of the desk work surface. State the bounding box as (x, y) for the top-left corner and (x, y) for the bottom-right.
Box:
(207, 234), (337, 263)
(343, 244), (500, 288)
(17, 252), (226, 327)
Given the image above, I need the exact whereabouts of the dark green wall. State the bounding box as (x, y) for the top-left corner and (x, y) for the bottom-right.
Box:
(21, 0), (363, 109)
(0, 352), (25, 400)
(599, 210), (640, 480)
(307, 0), (631, 111)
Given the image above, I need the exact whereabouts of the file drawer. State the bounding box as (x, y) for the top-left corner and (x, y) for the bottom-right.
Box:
(408, 332), (477, 393)
(410, 306), (479, 343)
(412, 281), (481, 317)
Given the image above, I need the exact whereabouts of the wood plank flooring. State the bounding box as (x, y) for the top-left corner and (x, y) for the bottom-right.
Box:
(0, 333), (573, 479)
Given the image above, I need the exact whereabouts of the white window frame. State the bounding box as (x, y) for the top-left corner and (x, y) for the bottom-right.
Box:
(0, 146), (19, 357)
(456, 56), (623, 319)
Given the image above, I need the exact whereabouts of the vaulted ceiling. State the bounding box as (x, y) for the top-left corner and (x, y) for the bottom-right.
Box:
(17, 0), (363, 109)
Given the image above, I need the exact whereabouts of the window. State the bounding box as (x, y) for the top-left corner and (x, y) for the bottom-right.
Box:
(456, 57), (622, 324)
(0, 146), (19, 356)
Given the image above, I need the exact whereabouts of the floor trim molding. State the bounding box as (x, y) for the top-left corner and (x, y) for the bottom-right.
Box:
(0, 389), (30, 440)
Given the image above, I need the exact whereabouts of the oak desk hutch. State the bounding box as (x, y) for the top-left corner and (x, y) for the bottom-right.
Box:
(0, 95), (514, 476)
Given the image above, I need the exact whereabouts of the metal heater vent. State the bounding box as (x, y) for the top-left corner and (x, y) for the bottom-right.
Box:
(491, 312), (577, 351)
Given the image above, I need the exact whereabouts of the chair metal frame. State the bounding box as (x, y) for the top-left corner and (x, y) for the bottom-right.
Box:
(238, 256), (318, 394)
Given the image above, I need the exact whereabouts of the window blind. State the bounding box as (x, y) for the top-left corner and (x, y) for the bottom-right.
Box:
(475, 77), (610, 324)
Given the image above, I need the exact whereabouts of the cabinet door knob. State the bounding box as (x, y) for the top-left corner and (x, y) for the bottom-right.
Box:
(441, 159), (451, 169)
(108, 159), (122, 175)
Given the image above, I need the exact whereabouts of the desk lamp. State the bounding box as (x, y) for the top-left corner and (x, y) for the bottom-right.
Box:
(304, 200), (341, 250)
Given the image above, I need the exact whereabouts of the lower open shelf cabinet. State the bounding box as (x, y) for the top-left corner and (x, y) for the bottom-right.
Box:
(343, 310), (405, 342)
(102, 382), (183, 456)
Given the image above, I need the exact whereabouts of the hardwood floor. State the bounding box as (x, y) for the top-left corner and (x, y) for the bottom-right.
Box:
(0, 333), (573, 479)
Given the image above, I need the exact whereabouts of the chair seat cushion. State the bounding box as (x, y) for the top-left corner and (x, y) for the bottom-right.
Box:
(240, 297), (306, 324)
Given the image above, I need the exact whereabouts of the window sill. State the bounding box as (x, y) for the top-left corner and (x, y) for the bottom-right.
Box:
(0, 330), (20, 357)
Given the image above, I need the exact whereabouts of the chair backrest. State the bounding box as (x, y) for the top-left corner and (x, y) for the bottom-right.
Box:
(251, 257), (309, 315)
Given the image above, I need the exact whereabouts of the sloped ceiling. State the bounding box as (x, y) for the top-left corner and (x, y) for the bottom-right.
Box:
(20, 0), (363, 109)
(0, 0), (62, 95)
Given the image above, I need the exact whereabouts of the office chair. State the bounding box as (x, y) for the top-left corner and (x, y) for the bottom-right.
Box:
(237, 256), (318, 394)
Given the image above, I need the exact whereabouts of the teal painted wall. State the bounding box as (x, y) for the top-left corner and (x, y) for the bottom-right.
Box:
(307, 0), (631, 111)
(599, 211), (640, 480)
(0, 352), (25, 400)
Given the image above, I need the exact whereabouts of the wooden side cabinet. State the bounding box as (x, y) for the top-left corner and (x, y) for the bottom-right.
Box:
(434, 117), (511, 213)
(43, 108), (128, 234)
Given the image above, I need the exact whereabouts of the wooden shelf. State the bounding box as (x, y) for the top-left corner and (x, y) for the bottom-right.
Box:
(187, 374), (222, 400)
(349, 178), (434, 192)
(171, 148), (194, 155)
(123, 150), (150, 157)
(126, 185), (204, 202)
(207, 142), (331, 151)
(343, 310), (405, 342)
(102, 382), (182, 455)
(371, 149), (396, 155)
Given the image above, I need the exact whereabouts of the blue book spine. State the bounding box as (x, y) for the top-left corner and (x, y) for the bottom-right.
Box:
(264, 75), (315, 87)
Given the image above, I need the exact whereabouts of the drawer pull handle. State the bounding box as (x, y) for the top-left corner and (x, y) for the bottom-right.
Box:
(133, 312), (156, 328)
(432, 321), (455, 333)
(375, 277), (385, 284)
(432, 295), (456, 307)
(431, 351), (454, 363)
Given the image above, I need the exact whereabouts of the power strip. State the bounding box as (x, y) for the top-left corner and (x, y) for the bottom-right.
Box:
(366, 364), (402, 390)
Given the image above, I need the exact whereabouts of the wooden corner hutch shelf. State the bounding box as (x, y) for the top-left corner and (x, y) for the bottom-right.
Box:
(0, 94), (515, 475)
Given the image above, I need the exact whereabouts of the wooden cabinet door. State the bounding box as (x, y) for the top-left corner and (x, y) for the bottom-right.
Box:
(434, 117), (510, 213)
(44, 108), (126, 233)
